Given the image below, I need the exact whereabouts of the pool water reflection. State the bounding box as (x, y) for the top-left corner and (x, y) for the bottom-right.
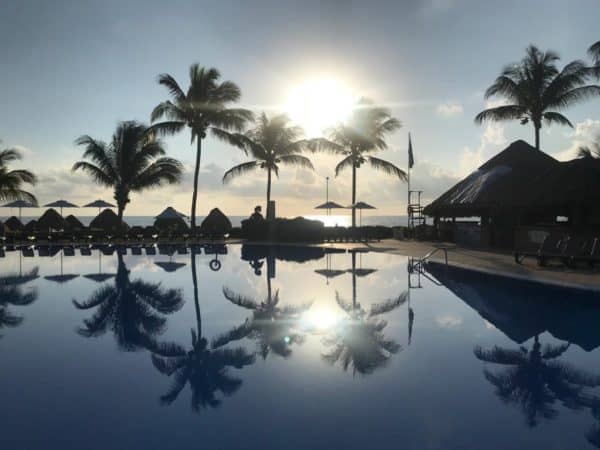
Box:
(1, 244), (599, 449)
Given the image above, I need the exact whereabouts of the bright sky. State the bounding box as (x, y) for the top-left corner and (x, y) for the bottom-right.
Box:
(1, 0), (599, 217)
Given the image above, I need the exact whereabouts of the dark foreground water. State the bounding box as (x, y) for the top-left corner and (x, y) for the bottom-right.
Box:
(1, 245), (600, 450)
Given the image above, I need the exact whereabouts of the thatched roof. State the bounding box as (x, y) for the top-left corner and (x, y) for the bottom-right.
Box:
(424, 140), (559, 217)
(89, 209), (128, 232)
(65, 215), (85, 230)
(37, 208), (66, 230)
(24, 220), (38, 234)
(5, 216), (24, 231)
(200, 208), (232, 235)
(154, 216), (188, 233)
(521, 157), (600, 214)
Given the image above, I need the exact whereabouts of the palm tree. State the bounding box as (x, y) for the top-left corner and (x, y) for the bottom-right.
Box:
(475, 45), (600, 150)
(151, 249), (255, 412)
(0, 141), (37, 204)
(325, 98), (405, 228)
(151, 65), (253, 228)
(222, 113), (315, 217)
(73, 121), (183, 223)
(474, 336), (600, 427)
(322, 251), (407, 375)
(0, 269), (38, 338)
(73, 254), (184, 353)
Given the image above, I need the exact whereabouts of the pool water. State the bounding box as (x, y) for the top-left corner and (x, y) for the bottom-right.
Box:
(1, 244), (600, 450)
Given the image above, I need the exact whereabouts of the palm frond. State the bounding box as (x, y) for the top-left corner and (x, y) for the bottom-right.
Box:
(222, 287), (259, 309)
(334, 154), (354, 176)
(367, 156), (407, 181)
(474, 105), (525, 124)
(277, 154), (314, 171)
(542, 111), (573, 128)
(222, 161), (259, 184)
(369, 291), (408, 317)
(157, 74), (187, 103)
(71, 161), (115, 186)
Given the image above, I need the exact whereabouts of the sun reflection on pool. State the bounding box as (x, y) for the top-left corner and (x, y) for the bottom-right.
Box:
(302, 307), (342, 332)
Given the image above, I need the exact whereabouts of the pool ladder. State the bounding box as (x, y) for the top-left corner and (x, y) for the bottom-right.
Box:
(408, 247), (449, 287)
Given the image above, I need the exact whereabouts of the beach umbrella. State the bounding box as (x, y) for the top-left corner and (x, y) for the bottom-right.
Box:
(156, 207), (187, 220)
(346, 249), (377, 277)
(44, 199), (78, 216)
(154, 261), (187, 272)
(3, 200), (36, 220)
(315, 201), (345, 213)
(37, 208), (67, 232)
(347, 201), (376, 226)
(83, 273), (115, 283)
(84, 199), (116, 214)
(0, 267), (39, 286)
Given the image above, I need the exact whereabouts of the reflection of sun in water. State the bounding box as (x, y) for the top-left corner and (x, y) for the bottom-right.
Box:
(302, 306), (341, 331)
(285, 77), (355, 137)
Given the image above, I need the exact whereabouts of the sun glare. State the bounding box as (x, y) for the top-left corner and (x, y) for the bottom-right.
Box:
(285, 77), (355, 137)
(302, 306), (341, 331)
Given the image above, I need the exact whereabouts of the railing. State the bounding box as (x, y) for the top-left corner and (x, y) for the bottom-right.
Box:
(420, 246), (449, 265)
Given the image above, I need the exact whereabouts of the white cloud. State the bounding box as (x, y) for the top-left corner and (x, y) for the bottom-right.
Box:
(553, 118), (600, 161)
(458, 122), (507, 176)
(436, 101), (464, 118)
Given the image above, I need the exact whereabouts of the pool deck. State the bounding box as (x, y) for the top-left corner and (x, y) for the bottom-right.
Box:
(315, 239), (600, 291)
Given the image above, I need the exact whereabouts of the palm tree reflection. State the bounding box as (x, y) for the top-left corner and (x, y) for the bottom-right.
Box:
(217, 250), (311, 359)
(0, 268), (38, 337)
(322, 251), (407, 375)
(151, 249), (255, 412)
(474, 335), (600, 427)
(217, 285), (312, 359)
(73, 254), (184, 353)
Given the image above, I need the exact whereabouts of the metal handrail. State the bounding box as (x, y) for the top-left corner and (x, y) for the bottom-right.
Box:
(420, 246), (449, 265)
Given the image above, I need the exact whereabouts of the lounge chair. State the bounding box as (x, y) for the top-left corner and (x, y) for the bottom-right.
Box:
(130, 246), (142, 256)
(80, 247), (92, 256)
(537, 234), (569, 267)
(115, 245), (127, 256)
(63, 246), (75, 256)
(176, 245), (188, 255)
(145, 246), (156, 256)
(570, 237), (600, 268)
(22, 247), (34, 257)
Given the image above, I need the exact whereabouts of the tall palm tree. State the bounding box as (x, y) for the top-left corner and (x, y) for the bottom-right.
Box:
(73, 121), (183, 223)
(325, 98), (405, 228)
(151, 249), (255, 412)
(151, 65), (253, 228)
(0, 141), (37, 204)
(474, 336), (600, 427)
(73, 254), (184, 353)
(475, 45), (600, 150)
(222, 113), (315, 217)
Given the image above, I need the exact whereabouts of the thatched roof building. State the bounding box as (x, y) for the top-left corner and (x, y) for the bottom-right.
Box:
(5, 216), (24, 231)
(200, 208), (231, 237)
(65, 215), (85, 231)
(424, 140), (558, 218)
(90, 209), (128, 232)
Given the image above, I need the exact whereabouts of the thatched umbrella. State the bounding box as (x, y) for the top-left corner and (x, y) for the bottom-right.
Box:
(89, 209), (128, 233)
(200, 208), (231, 236)
(65, 215), (85, 231)
(154, 207), (188, 234)
(23, 220), (37, 235)
(84, 199), (115, 215)
(37, 208), (66, 232)
(4, 216), (24, 232)
(3, 200), (36, 220)
(44, 199), (78, 216)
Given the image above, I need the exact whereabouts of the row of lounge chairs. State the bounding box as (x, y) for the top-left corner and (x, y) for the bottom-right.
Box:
(0, 243), (228, 258)
(0, 225), (227, 246)
(514, 233), (600, 267)
(322, 226), (389, 243)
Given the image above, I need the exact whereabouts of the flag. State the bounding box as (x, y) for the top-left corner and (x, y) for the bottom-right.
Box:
(408, 133), (415, 169)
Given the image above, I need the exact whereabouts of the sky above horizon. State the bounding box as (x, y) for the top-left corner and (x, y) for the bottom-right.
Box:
(1, 0), (599, 218)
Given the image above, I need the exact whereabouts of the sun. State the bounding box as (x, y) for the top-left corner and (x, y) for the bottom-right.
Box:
(285, 77), (355, 137)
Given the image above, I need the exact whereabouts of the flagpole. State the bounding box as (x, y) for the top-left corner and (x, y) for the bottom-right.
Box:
(407, 133), (411, 227)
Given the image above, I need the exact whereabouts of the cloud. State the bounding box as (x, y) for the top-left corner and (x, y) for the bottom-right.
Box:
(458, 122), (507, 176)
(552, 118), (600, 161)
(436, 101), (464, 118)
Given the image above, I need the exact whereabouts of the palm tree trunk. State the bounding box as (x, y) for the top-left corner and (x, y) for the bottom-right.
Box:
(351, 163), (357, 228)
(191, 247), (201, 336)
(534, 124), (540, 150)
(266, 166), (272, 219)
(191, 137), (203, 230)
(117, 205), (124, 223)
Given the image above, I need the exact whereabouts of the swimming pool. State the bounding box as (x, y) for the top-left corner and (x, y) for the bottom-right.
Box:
(1, 244), (599, 449)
